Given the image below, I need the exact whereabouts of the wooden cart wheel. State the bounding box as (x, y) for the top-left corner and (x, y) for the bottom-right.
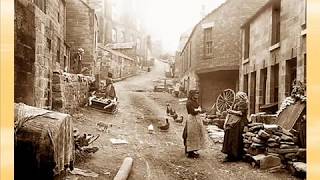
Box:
(215, 89), (235, 113)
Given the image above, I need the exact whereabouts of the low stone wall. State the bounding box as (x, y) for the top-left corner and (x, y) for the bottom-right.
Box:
(52, 71), (93, 113)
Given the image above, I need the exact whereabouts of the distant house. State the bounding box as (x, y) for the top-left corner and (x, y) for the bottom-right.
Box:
(239, 0), (307, 114)
(98, 45), (137, 80)
(176, 0), (268, 109)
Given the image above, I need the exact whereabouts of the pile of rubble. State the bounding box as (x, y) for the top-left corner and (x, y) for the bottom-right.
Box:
(243, 123), (306, 178)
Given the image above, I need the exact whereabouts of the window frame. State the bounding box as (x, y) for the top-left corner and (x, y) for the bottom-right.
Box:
(271, 1), (281, 45)
(204, 27), (213, 56)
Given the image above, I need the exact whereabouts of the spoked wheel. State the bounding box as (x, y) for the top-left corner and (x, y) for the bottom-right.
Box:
(215, 89), (235, 113)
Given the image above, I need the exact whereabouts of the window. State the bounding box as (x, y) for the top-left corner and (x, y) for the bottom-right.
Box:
(271, 64), (279, 103)
(285, 58), (297, 96)
(260, 68), (267, 105)
(243, 74), (249, 94)
(204, 27), (213, 55)
(112, 29), (117, 42)
(244, 25), (250, 59)
(46, 38), (51, 51)
(34, 0), (46, 13)
(302, 0), (306, 29)
(271, 1), (281, 45)
(250, 72), (257, 114)
(56, 38), (61, 65)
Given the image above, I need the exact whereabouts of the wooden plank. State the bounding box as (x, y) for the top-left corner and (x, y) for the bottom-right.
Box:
(276, 102), (306, 130)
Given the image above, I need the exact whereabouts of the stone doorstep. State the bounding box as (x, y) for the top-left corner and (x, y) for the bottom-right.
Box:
(252, 154), (282, 170)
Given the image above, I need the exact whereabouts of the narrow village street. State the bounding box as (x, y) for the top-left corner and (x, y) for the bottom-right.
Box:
(68, 60), (298, 180)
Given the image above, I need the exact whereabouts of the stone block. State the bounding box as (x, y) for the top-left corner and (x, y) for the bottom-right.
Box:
(260, 155), (282, 170)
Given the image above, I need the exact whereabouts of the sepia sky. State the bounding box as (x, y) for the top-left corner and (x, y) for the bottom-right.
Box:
(134, 0), (226, 54)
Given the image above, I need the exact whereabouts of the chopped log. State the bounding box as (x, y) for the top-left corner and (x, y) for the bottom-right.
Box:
(263, 124), (280, 131)
(284, 153), (297, 160)
(252, 137), (265, 144)
(279, 141), (295, 145)
(114, 157), (133, 180)
(281, 129), (294, 137)
(267, 148), (299, 154)
(280, 144), (298, 149)
(267, 138), (276, 143)
(249, 125), (264, 132)
(243, 139), (252, 144)
(258, 130), (271, 139)
(251, 143), (266, 149)
(280, 134), (294, 142)
(247, 147), (265, 155)
(268, 142), (280, 148)
(296, 149), (306, 162)
(246, 132), (257, 137)
(271, 135), (281, 142)
(248, 123), (263, 127)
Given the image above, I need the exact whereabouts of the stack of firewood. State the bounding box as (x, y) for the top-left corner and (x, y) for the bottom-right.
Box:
(243, 123), (306, 176)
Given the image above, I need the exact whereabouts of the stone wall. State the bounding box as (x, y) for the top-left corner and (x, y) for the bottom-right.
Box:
(239, 0), (306, 114)
(14, 0), (36, 106)
(66, 0), (98, 76)
(52, 71), (92, 113)
(15, 0), (66, 109)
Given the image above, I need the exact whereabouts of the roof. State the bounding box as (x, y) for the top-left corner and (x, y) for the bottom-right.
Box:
(110, 42), (136, 49)
(177, 28), (193, 52)
(241, 0), (278, 28)
(180, 0), (269, 53)
(79, 0), (94, 11)
(180, 1), (229, 53)
(98, 46), (135, 61)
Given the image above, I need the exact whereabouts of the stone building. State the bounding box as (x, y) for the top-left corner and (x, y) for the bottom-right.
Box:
(239, 0), (307, 114)
(176, 0), (268, 109)
(66, 0), (99, 76)
(15, 0), (68, 108)
(98, 45), (137, 80)
(175, 29), (192, 81)
(85, 0), (113, 45)
(110, 0), (150, 68)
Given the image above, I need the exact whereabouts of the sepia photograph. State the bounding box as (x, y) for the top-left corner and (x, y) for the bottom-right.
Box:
(11, 0), (307, 179)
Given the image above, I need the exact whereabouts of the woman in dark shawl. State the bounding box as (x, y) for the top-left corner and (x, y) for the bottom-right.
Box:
(105, 78), (116, 100)
(183, 90), (206, 158)
(222, 91), (249, 162)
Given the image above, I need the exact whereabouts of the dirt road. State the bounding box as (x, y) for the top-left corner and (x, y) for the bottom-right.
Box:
(69, 60), (297, 180)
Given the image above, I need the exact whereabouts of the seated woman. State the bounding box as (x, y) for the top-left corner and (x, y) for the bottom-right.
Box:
(103, 78), (117, 110)
(222, 91), (249, 162)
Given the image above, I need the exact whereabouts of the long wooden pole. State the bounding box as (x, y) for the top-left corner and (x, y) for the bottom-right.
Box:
(113, 157), (133, 180)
